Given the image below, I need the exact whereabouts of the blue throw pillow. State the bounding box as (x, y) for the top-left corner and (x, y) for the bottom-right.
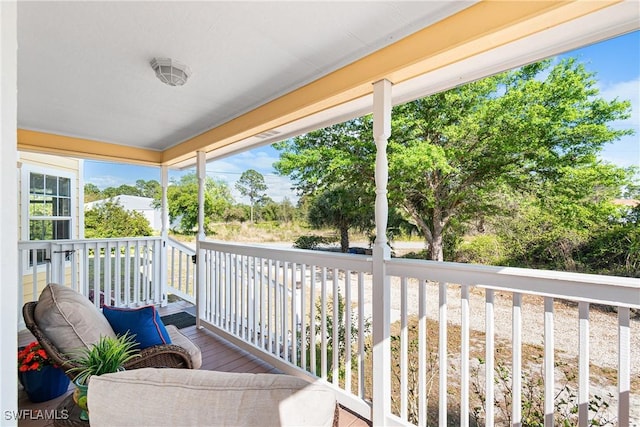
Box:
(102, 305), (171, 349)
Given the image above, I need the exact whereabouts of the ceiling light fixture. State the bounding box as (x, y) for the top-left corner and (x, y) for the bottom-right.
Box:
(150, 58), (191, 87)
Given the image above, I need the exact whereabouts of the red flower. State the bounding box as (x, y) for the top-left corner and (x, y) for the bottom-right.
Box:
(17, 342), (52, 372)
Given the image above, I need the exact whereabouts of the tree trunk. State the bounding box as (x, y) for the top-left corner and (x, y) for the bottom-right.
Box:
(430, 232), (444, 261)
(431, 219), (445, 261)
(340, 226), (350, 253)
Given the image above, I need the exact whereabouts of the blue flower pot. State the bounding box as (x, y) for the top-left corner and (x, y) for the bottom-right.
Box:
(19, 365), (70, 403)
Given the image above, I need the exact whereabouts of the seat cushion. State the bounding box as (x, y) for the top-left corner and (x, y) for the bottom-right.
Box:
(103, 305), (171, 349)
(33, 283), (116, 354)
(88, 368), (336, 427)
(165, 325), (202, 369)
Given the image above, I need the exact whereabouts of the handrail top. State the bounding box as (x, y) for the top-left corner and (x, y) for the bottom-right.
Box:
(18, 236), (162, 246)
(388, 256), (640, 288)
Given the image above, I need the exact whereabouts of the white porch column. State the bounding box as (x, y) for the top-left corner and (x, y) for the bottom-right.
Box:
(159, 165), (169, 306)
(195, 151), (206, 328)
(371, 79), (392, 425)
(1, 2), (18, 424)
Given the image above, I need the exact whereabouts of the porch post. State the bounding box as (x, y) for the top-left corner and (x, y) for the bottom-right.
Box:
(195, 151), (206, 328)
(159, 165), (169, 307)
(371, 78), (392, 425)
(0, 1), (19, 422)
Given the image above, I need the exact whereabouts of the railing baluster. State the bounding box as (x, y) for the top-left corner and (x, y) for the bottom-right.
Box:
(291, 262), (297, 365)
(84, 244), (90, 299)
(114, 242), (121, 305)
(104, 242), (112, 306)
(310, 265), (317, 376)
(30, 248), (37, 301)
(485, 289), (495, 427)
(345, 269), (352, 394)
(300, 263), (307, 370)
(357, 271), (365, 399)
(578, 302), (589, 426)
(418, 279), (427, 427)
(618, 306), (630, 425)
(332, 267), (339, 385)
(544, 297), (554, 427)
(252, 256), (258, 344)
(134, 241), (141, 305)
(283, 261), (289, 361)
(267, 258), (273, 354)
(321, 266), (328, 380)
(94, 242), (101, 308)
(260, 257), (265, 348)
(461, 284), (470, 427)
(400, 276), (408, 421)
(512, 293), (522, 424)
(439, 282), (448, 427)
(275, 260), (281, 357)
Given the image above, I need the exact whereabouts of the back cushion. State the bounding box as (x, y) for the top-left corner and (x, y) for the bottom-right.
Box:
(34, 283), (116, 354)
(102, 305), (171, 349)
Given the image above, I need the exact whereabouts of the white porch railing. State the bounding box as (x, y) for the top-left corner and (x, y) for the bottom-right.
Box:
(165, 237), (196, 303)
(195, 240), (373, 418)
(195, 240), (639, 426)
(17, 237), (640, 425)
(18, 237), (164, 329)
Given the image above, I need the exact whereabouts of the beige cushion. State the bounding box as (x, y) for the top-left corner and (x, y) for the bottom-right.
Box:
(34, 283), (116, 354)
(165, 324), (202, 369)
(88, 368), (337, 427)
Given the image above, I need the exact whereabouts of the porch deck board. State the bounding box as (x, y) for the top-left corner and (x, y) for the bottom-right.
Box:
(17, 304), (369, 427)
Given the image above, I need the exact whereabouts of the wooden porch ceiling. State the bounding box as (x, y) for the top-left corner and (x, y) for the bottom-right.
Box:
(16, 1), (636, 170)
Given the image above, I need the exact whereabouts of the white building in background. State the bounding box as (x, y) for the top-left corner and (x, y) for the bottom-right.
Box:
(85, 195), (161, 231)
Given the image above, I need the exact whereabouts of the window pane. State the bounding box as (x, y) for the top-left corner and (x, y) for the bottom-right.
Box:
(30, 173), (44, 194)
(43, 195), (54, 216)
(29, 249), (47, 267)
(59, 177), (70, 197)
(29, 196), (46, 216)
(45, 175), (57, 195)
(58, 198), (71, 216)
(30, 220), (52, 240)
(53, 220), (70, 239)
(30, 219), (70, 240)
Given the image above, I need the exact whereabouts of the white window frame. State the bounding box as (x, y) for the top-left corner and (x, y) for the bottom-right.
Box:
(20, 164), (77, 271)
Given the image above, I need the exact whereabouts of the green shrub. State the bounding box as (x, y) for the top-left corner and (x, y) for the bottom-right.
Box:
(456, 234), (505, 265)
(293, 235), (335, 250)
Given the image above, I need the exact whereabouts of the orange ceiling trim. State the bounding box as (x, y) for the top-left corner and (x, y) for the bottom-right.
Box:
(17, 129), (163, 166)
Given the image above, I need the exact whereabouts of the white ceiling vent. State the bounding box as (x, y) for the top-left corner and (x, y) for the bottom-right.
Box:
(255, 130), (281, 140)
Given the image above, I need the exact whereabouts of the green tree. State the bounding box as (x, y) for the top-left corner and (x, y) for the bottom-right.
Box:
(102, 184), (141, 198)
(85, 200), (152, 238)
(307, 187), (374, 252)
(161, 173), (234, 233)
(84, 183), (102, 202)
(277, 59), (633, 261)
(235, 169), (268, 223)
(275, 118), (376, 248)
(135, 179), (160, 198)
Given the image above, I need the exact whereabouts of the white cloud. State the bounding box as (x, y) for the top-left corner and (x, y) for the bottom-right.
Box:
(597, 77), (640, 168)
(599, 77), (640, 128)
(86, 175), (126, 189)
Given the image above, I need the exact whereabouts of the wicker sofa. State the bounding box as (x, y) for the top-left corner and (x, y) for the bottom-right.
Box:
(87, 368), (339, 426)
(22, 283), (201, 381)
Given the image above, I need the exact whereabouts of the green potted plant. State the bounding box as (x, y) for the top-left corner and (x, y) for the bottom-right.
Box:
(67, 333), (139, 420)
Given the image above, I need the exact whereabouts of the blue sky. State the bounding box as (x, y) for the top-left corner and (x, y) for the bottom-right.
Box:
(85, 31), (640, 203)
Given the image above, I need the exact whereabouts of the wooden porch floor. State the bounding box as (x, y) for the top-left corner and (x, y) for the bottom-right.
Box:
(17, 301), (370, 427)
